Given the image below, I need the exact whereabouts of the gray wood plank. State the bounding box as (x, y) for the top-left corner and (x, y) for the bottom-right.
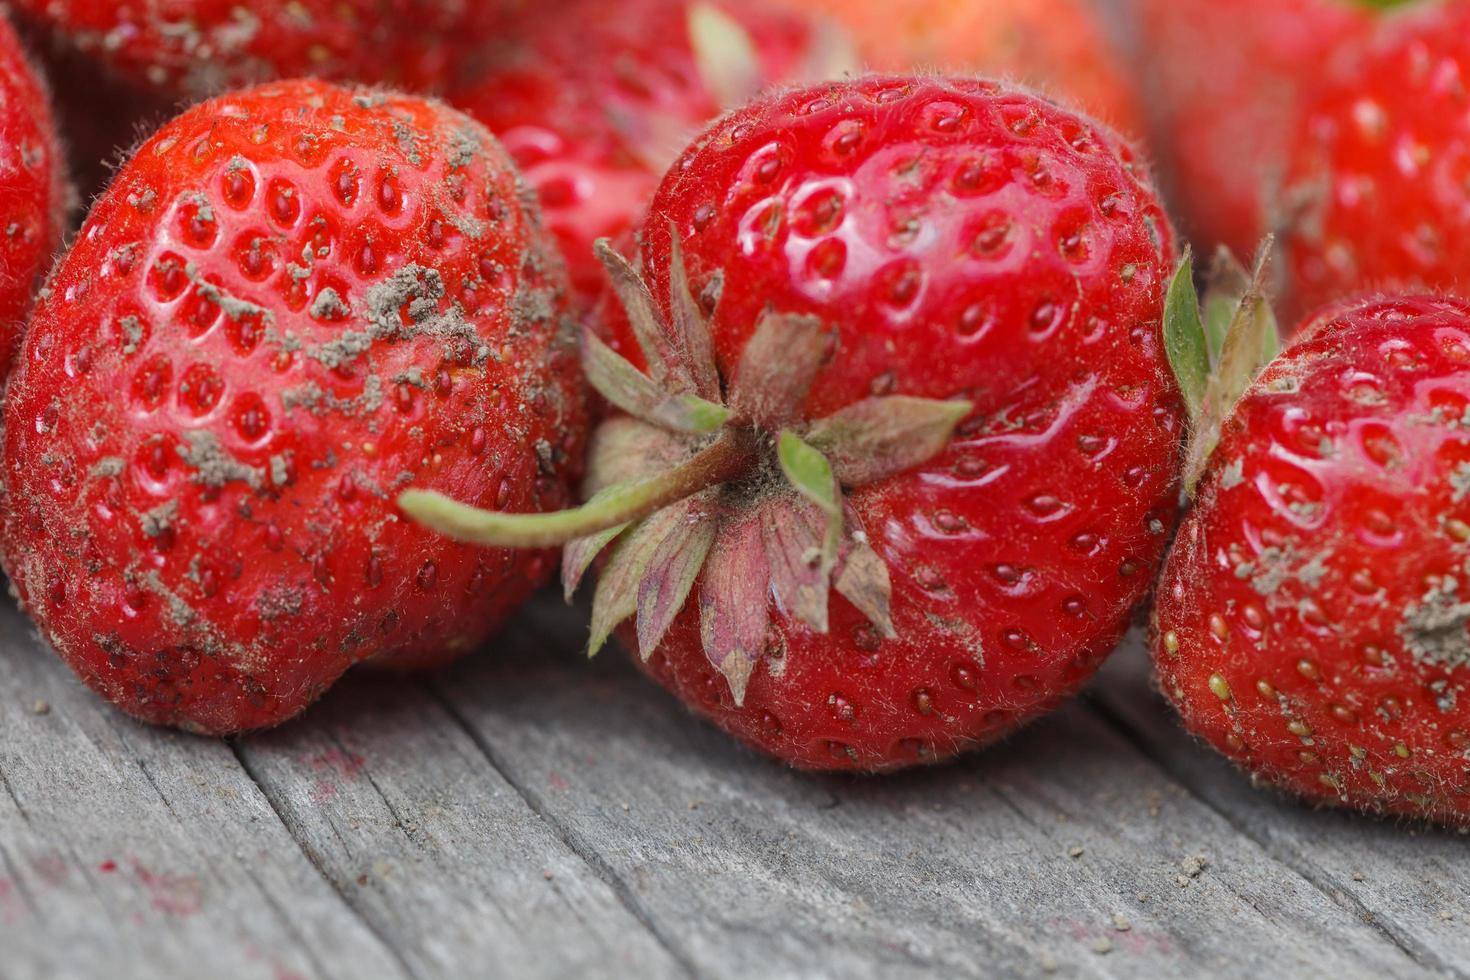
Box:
(1091, 632), (1470, 978)
(431, 596), (1439, 980)
(233, 674), (686, 980)
(0, 604), (402, 980)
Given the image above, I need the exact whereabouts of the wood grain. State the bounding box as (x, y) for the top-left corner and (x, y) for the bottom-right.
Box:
(4, 585), (1468, 980)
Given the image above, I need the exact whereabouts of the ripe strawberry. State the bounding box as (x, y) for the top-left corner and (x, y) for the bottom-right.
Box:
(0, 79), (586, 734)
(406, 76), (1184, 771)
(451, 0), (855, 310)
(16, 24), (173, 204)
(1281, 2), (1470, 319)
(0, 13), (67, 380)
(787, 0), (1144, 135)
(7, 0), (509, 100)
(1128, 0), (1383, 259)
(1155, 292), (1470, 826)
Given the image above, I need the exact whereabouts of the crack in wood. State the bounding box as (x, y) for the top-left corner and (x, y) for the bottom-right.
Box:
(230, 742), (420, 980)
(424, 680), (701, 980)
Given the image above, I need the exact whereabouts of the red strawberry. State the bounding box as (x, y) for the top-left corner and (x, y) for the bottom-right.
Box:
(7, 0), (509, 100)
(405, 76), (1184, 771)
(787, 0), (1144, 134)
(1281, 2), (1470, 319)
(0, 79), (586, 734)
(16, 23), (173, 204)
(1155, 291), (1470, 826)
(0, 13), (67, 379)
(451, 0), (855, 310)
(1128, 0), (1381, 259)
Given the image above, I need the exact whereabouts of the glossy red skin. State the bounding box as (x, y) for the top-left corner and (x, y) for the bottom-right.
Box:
(451, 0), (829, 309)
(8, 0), (511, 99)
(1130, 0), (1379, 258)
(619, 77), (1182, 771)
(1283, 2), (1470, 321)
(1154, 296), (1470, 826)
(787, 0), (1144, 134)
(0, 80), (586, 734)
(0, 14), (67, 380)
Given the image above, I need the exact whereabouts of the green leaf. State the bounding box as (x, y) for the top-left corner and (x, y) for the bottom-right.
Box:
(1163, 251), (1208, 419)
(777, 432), (839, 519)
(777, 430), (842, 577)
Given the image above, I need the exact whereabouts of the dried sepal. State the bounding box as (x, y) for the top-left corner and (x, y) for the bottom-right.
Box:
(761, 494), (830, 633)
(666, 224), (721, 402)
(698, 509), (771, 705)
(594, 239), (685, 391)
(687, 1), (764, 110)
(562, 523), (628, 600)
(834, 521), (896, 639)
(584, 416), (688, 497)
(728, 310), (828, 427)
(1184, 238), (1280, 494)
(582, 329), (730, 434)
(604, 103), (699, 175)
(635, 491), (719, 659)
(1202, 246), (1250, 363)
(589, 505), (693, 655)
(805, 396), (973, 487)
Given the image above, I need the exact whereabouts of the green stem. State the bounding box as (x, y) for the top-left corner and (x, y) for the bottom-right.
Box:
(398, 429), (757, 549)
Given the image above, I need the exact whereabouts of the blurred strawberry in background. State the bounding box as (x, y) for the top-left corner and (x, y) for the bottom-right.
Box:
(1280, 0), (1470, 317)
(452, 0), (856, 309)
(1128, 0), (1386, 260)
(788, 0), (1144, 133)
(0, 13), (66, 378)
(5, 0), (510, 99)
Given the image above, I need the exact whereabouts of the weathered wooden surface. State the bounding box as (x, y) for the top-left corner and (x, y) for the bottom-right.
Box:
(2, 594), (1467, 980)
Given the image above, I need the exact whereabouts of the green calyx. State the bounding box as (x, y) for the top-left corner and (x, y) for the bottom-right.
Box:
(1351, 0), (1423, 11)
(1163, 239), (1283, 496)
(399, 233), (972, 703)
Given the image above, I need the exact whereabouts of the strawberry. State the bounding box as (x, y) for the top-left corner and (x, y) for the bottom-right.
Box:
(1281, 1), (1470, 319)
(0, 79), (586, 735)
(1155, 290), (1470, 826)
(450, 0), (855, 310)
(1128, 0), (1383, 259)
(786, 0), (1145, 134)
(17, 24), (173, 204)
(7, 0), (510, 100)
(405, 76), (1184, 771)
(0, 12), (67, 380)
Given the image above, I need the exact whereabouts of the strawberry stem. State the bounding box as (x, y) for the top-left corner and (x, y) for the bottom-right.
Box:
(398, 429), (758, 548)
